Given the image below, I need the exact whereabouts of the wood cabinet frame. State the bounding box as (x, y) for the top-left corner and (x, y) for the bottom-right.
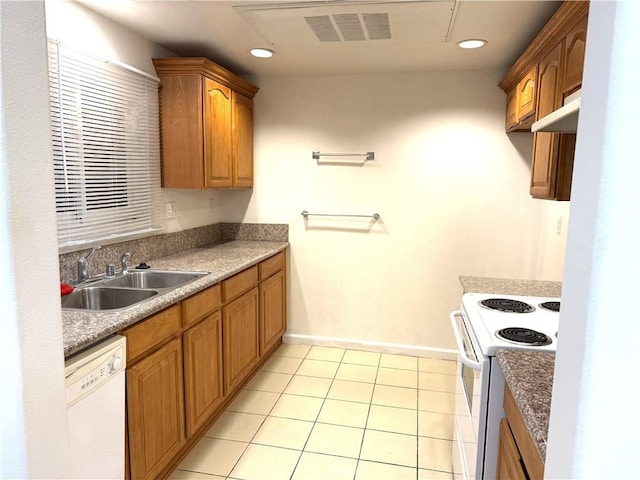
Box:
(120, 250), (287, 479)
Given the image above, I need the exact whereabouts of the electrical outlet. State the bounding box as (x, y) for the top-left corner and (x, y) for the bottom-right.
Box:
(209, 198), (214, 214)
(556, 216), (563, 235)
(165, 202), (175, 219)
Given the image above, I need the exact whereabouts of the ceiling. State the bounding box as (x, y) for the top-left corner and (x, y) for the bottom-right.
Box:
(76, 0), (562, 77)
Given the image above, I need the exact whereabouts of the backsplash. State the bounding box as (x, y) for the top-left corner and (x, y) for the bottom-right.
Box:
(59, 223), (288, 284)
(220, 223), (288, 242)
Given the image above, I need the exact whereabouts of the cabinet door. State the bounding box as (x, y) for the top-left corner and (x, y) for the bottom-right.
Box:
(127, 338), (184, 480)
(516, 66), (537, 126)
(232, 91), (254, 187)
(223, 288), (259, 393)
(497, 418), (527, 480)
(203, 77), (233, 188)
(563, 16), (588, 96)
(157, 75), (204, 189)
(183, 311), (224, 437)
(530, 43), (563, 199)
(259, 270), (286, 355)
(505, 88), (518, 131)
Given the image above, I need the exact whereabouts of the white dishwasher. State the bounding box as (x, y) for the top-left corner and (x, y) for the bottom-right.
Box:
(65, 335), (126, 479)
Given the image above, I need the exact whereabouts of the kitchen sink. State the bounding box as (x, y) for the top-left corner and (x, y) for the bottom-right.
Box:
(62, 269), (210, 312)
(61, 287), (158, 311)
(100, 270), (208, 289)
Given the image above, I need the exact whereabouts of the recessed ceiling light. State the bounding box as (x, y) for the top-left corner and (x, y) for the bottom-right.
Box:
(457, 39), (487, 49)
(250, 48), (274, 58)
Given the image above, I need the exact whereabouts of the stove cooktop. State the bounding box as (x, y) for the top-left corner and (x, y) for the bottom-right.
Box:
(461, 292), (560, 356)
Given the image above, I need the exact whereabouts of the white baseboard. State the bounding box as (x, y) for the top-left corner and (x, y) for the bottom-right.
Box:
(282, 333), (457, 361)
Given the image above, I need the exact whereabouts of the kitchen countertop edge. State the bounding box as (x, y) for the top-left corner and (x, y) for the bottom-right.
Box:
(496, 349), (555, 461)
(459, 275), (562, 297)
(63, 240), (288, 358)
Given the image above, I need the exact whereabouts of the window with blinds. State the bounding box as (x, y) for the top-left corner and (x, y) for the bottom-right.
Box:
(48, 40), (163, 251)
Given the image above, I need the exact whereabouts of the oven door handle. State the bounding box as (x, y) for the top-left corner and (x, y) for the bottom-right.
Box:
(450, 310), (482, 371)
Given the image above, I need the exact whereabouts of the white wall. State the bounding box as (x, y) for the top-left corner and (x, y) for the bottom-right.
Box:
(221, 71), (565, 354)
(0, 1), (70, 477)
(545, 1), (640, 476)
(535, 200), (570, 280)
(44, 0), (222, 234)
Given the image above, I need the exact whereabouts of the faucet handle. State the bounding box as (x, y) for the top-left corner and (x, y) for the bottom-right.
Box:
(82, 245), (102, 260)
(121, 252), (131, 274)
(77, 245), (102, 283)
(105, 263), (115, 277)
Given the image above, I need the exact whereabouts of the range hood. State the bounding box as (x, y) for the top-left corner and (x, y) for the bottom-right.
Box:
(531, 88), (581, 133)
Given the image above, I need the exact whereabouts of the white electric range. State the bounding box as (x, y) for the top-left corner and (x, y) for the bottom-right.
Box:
(450, 292), (560, 479)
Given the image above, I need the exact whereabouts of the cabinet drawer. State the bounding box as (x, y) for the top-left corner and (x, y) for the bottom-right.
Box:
(182, 283), (222, 326)
(259, 252), (285, 281)
(122, 304), (181, 364)
(223, 266), (258, 302)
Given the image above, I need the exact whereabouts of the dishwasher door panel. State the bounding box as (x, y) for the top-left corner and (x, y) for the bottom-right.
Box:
(67, 370), (125, 479)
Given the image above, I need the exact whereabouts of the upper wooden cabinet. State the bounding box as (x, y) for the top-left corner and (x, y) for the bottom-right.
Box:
(530, 44), (563, 199)
(233, 92), (255, 188)
(499, 1), (589, 200)
(563, 16), (588, 96)
(153, 58), (259, 189)
(505, 67), (538, 132)
(505, 89), (518, 131)
(203, 78), (233, 187)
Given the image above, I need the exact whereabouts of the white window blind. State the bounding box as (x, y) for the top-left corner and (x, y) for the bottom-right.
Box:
(48, 40), (163, 251)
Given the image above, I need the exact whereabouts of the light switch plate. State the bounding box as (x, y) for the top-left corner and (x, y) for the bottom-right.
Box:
(165, 202), (175, 219)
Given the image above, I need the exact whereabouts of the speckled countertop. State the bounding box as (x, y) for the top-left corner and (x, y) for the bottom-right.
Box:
(496, 349), (555, 460)
(63, 240), (288, 358)
(459, 276), (562, 297)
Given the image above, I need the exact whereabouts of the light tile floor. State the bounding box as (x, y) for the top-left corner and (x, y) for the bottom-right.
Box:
(170, 344), (457, 480)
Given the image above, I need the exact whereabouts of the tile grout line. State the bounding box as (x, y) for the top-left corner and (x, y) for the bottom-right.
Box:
(287, 345), (345, 480)
(352, 350), (382, 480)
(226, 345), (311, 480)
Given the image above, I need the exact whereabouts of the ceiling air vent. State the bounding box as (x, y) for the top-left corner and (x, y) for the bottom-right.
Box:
(305, 15), (341, 41)
(362, 13), (391, 40)
(304, 12), (391, 42)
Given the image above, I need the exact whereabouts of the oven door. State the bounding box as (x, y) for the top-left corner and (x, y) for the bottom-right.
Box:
(450, 310), (488, 480)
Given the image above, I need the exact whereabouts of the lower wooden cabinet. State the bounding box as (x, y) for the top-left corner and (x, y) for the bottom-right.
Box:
(121, 249), (287, 479)
(223, 287), (260, 393)
(498, 384), (545, 480)
(259, 270), (286, 355)
(497, 418), (527, 480)
(126, 338), (185, 480)
(183, 311), (224, 436)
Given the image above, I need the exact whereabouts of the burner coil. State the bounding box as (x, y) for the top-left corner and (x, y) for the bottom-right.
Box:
(496, 327), (552, 346)
(480, 298), (535, 313)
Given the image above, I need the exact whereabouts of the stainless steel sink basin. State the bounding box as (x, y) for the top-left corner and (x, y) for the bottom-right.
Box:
(100, 270), (208, 289)
(61, 287), (158, 311)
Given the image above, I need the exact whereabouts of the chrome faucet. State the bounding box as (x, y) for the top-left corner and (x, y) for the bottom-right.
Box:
(120, 252), (131, 275)
(77, 246), (101, 283)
